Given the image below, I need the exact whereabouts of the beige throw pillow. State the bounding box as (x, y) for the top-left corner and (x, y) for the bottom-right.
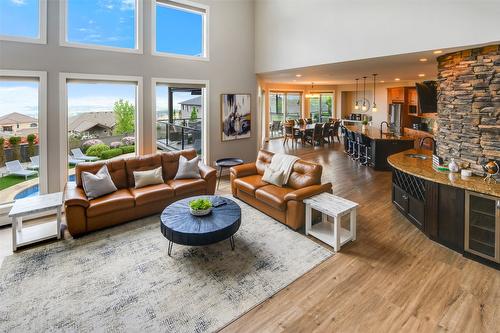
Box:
(174, 155), (201, 179)
(81, 165), (117, 199)
(262, 167), (284, 187)
(134, 166), (164, 189)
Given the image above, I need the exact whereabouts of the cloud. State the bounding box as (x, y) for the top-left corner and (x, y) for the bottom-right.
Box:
(10, 0), (26, 6)
(0, 85), (38, 117)
(68, 96), (135, 114)
(120, 0), (135, 11)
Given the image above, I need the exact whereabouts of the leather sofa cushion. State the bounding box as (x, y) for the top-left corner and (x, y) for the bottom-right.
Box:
(234, 175), (267, 195)
(287, 160), (322, 189)
(255, 185), (294, 211)
(161, 149), (198, 181)
(125, 154), (162, 188)
(76, 159), (128, 189)
(166, 179), (206, 196)
(255, 150), (273, 175)
(87, 189), (135, 217)
(129, 183), (174, 206)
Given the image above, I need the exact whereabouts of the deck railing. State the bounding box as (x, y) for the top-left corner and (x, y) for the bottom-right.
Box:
(156, 118), (201, 153)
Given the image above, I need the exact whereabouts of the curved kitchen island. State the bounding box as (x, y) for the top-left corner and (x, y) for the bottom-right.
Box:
(388, 149), (500, 269)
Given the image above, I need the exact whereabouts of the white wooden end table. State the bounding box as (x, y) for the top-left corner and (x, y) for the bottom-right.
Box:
(9, 192), (63, 252)
(304, 192), (358, 252)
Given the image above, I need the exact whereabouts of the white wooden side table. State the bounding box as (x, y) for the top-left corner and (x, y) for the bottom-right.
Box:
(304, 192), (358, 252)
(9, 192), (63, 251)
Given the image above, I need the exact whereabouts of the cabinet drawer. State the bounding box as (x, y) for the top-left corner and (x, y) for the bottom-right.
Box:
(393, 184), (408, 212)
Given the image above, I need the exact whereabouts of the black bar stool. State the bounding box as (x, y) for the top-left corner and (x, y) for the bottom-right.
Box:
(356, 133), (372, 166)
(347, 130), (358, 160)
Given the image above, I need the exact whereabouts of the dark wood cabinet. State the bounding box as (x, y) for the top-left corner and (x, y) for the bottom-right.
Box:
(372, 140), (415, 171)
(437, 185), (465, 252)
(392, 170), (425, 231)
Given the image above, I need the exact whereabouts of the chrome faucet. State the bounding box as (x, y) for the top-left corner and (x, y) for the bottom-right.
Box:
(380, 121), (390, 134)
(419, 136), (436, 153)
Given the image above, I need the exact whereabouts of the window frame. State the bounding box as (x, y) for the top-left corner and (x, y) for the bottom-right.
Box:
(309, 91), (334, 123)
(0, 70), (48, 221)
(269, 90), (303, 121)
(151, 0), (209, 61)
(151, 77), (210, 165)
(59, 0), (143, 54)
(59, 72), (143, 191)
(0, 0), (47, 44)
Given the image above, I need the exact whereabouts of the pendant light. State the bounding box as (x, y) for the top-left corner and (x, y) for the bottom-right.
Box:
(372, 74), (378, 112)
(361, 76), (367, 111)
(305, 82), (319, 98)
(354, 78), (359, 110)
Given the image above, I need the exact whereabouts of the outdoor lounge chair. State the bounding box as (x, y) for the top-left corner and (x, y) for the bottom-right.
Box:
(68, 155), (83, 166)
(6, 160), (38, 180)
(28, 155), (40, 170)
(71, 148), (99, 161)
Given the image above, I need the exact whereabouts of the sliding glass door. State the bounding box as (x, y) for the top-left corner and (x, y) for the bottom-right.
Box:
(269, 91), (302, 139)
(309, 93), (333, 123)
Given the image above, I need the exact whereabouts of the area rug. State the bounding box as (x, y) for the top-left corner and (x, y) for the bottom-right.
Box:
(0, 196), (332, 332)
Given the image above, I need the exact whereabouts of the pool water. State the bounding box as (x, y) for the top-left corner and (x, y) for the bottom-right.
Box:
(14, 174), (76, 199)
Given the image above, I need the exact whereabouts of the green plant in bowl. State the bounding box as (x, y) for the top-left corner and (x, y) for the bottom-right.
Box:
(189, 198), (213, 216)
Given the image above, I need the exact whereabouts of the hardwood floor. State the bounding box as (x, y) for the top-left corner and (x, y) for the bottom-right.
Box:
(222, 139), (500, 332)
(0, 139), (498, 332)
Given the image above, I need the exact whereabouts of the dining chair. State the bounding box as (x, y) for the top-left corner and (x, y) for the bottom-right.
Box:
(322, 122), (332, 144)
(305, 123), (324, 146)
(283, 120), (302, 148)
(305, 118), (313, 124)
(297, 118), (305, 126)
(330, 120), (341, 143)
(271, 120), (282, 137)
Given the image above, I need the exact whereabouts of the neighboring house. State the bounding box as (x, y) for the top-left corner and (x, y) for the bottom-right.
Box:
(179, 96), (202, 119)
(68, 111), (116, 137)
(0, 112), (38, 136)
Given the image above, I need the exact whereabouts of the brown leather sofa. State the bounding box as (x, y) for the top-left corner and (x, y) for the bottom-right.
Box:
(230, 150), (332, 229)
(64, 149), (216, 237)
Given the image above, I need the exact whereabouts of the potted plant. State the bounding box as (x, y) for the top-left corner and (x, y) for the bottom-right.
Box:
(188, 198), (213, 216)
(361, 119), (369, 131)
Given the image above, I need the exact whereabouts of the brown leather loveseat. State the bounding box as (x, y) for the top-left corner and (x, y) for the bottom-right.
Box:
(64, 149), (216, 237)
(230, 150), (332, 229)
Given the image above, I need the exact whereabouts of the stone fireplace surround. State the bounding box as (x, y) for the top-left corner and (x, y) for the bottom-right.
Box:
(436, 44), (499, 176)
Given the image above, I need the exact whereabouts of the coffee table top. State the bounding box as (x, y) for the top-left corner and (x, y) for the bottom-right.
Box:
(160, 196), (241, 246)
(215, 158), (244, 168)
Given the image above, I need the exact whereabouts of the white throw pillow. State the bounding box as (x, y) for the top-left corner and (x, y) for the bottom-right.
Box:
(174, 155), (201, 180)
(81, 165), (117, 199)
(134, 166), (164, 189)
(262, 166), (284, 187)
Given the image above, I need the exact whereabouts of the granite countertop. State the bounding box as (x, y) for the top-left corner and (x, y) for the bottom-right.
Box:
(345, 125), (414, 141)
(388, 149), (500, 197)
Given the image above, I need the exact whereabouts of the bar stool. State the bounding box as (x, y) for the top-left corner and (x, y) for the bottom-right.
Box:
(347, 130), (358, 160)
(340, 126), (349, 153)
(356, 133), (372, 166)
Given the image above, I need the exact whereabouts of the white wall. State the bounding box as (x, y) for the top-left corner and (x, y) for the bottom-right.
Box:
(335, 81), (416, 127)
(255, 0), (500, 73)
(0, 0), (256, 192)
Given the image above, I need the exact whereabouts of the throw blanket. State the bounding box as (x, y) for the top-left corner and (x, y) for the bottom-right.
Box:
(269, 153), (300, 185)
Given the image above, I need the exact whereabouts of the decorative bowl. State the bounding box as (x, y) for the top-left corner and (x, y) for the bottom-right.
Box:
(190, 207), (212, 216)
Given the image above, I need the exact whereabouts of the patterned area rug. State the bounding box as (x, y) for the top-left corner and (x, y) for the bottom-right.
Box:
(0, 196), (332, 332)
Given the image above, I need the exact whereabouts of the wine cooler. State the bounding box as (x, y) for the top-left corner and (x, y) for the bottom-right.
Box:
(465, 191), (500, 263)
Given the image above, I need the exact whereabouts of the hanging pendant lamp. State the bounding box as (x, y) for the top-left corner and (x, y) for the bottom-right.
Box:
(362, 77), (367, 111)
(354, 78), (359, 110)
(372, 74), (378, 112)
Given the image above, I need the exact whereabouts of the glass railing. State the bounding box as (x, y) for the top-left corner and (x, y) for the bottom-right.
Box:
(156, 118), (202, 154)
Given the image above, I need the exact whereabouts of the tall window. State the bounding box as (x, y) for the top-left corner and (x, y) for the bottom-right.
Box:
(269, 92), (302, 139)
(61, 0), (141, 52)
(0, 73), (46, 205)
(0, 0), (46, 44)
(154, 82), (205, 155)
(309, 93), (333, 123)
(66, 80), (138, 175)
(153, 0), (208, 59)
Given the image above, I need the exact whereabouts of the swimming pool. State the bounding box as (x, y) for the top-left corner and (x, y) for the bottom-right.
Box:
(14, 174), (76, 199)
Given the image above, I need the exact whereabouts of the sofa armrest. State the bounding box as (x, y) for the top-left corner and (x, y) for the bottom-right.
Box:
(230, 162), (257, 179)
(284, 183), (332, 202)
(199, 163), (216, 180)
(64, 182), (90, 208)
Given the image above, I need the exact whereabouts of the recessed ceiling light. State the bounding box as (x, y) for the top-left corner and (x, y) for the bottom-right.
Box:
(433, 50), (443, 54)
(293, 79), (297, 82)
(395, 78), (400, 81)
(380, 80), (385, 83)
(419, 58), (428, 62)
(295, 74), (302, 78)
(418, 73), (425, 77)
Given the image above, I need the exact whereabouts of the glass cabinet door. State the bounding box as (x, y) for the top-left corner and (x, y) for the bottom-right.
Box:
(465, 191), (500, 262)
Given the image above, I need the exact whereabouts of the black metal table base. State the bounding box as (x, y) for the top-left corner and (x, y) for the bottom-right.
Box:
(168, 236), (235, 256)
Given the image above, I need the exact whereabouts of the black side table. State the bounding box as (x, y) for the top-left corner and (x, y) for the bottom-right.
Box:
(215, 158), (244, 189)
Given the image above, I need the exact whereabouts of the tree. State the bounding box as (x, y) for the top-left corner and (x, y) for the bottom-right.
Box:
(190, 106), (199, 121)
(27, 134), (36, 157)
(9, 136), (21, 161)
(0, 138), (5, 167)
(113, 99), (135, 135)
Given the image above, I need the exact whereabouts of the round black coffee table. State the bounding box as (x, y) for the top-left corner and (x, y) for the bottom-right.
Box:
(215, 158), (244, 189)
(160, 196), (241, 256)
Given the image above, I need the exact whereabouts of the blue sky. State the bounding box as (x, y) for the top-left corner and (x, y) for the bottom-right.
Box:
(0, 0), (39, 38)
(0, 81), (38, 117)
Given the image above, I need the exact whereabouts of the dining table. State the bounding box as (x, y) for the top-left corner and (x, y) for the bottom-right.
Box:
(293, 123), (316, 133)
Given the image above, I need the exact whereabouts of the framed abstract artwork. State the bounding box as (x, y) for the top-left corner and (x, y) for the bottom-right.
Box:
(221, 93), (251, 141)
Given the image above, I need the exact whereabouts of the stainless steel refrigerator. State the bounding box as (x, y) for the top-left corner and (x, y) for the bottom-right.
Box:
(388, 103), (402, 133)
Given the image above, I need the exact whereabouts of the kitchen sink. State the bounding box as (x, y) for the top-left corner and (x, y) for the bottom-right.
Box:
(405, 153), (429, 160)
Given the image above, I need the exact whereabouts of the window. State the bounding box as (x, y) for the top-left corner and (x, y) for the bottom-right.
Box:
(0, 71), (47, 207)
(309, 93), (333, 123)
(60, 0), (142, 53)
(60, 73), (143, 187)
(269, 91), (302, 139)
(0, 0), (46, 44)
(153, 0), (208, 59)
(153, 79), (206, 157)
